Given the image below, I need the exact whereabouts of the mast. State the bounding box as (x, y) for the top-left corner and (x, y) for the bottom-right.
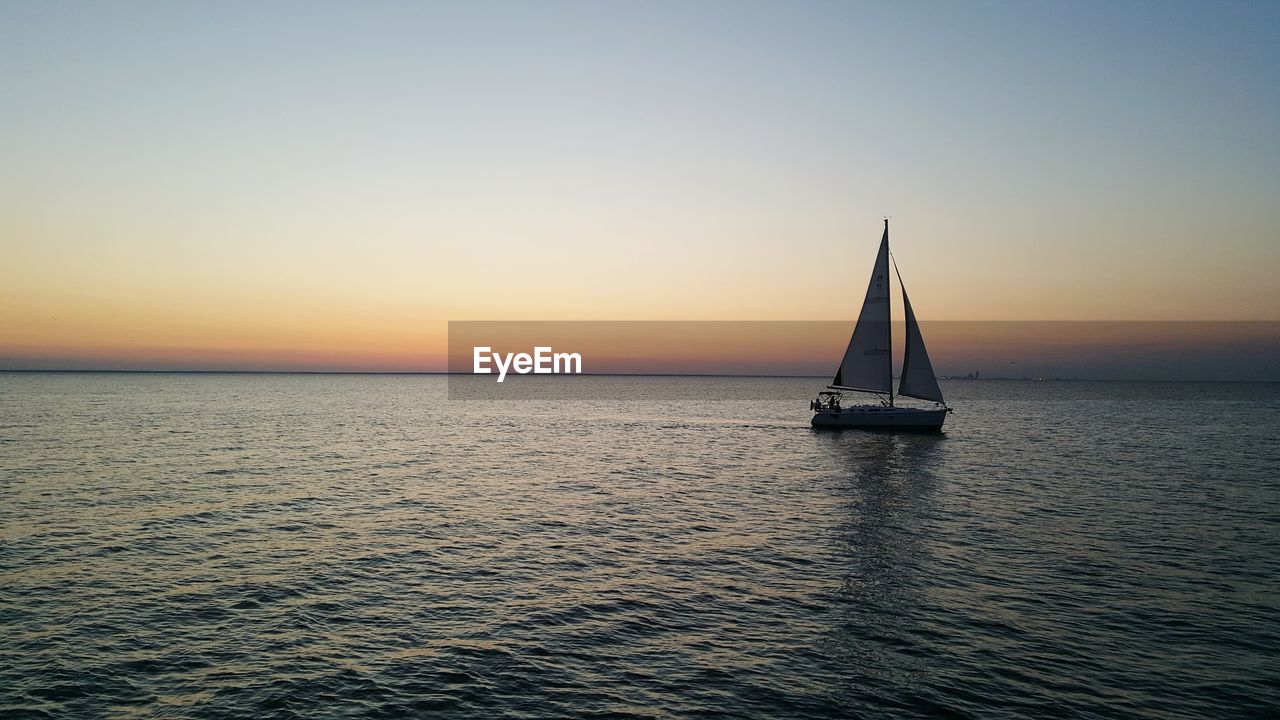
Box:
(886, 218), (894, 408)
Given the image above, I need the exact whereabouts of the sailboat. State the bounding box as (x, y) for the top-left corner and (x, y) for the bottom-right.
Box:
(810, 219), (951, 430)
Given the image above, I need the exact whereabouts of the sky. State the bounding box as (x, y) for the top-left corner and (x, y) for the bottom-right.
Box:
(2, 1), (1278, 372)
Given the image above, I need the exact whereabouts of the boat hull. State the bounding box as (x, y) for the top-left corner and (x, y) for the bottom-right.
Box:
(811, 405), (947, 431)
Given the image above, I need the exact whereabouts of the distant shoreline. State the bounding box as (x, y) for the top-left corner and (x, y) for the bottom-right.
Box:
(1, 369), (1276, 383)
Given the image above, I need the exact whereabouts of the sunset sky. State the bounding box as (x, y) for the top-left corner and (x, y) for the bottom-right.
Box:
(3, 1), (1278, 372)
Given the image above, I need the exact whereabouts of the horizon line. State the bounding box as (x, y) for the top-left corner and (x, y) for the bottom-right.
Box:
(1, 369), (1276, 383)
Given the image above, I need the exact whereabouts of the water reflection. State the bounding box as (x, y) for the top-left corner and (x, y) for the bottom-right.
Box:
(814, 432), (946, 701)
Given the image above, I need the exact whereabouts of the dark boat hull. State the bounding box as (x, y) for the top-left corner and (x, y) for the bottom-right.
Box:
(811, 405), (947, 431)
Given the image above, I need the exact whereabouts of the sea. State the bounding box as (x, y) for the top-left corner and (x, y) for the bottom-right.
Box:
(2, 373), (1277, 719)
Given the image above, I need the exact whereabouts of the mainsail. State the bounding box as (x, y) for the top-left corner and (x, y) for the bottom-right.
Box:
(831, 222), (892, 394)
(895, 262), (945, 403)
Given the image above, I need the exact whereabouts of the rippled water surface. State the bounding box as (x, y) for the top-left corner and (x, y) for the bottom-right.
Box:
(2, 373), (1278, 718)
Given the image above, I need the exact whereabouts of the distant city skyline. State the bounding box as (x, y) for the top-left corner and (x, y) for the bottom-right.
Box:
(3, 2), (1277, 373)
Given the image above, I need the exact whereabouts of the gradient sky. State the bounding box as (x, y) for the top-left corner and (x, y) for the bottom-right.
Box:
(2, 1), (1278, 371)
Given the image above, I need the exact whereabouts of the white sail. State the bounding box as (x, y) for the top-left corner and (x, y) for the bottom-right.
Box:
(832, 223), (892, 393)
(897, 271), (945, 403)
